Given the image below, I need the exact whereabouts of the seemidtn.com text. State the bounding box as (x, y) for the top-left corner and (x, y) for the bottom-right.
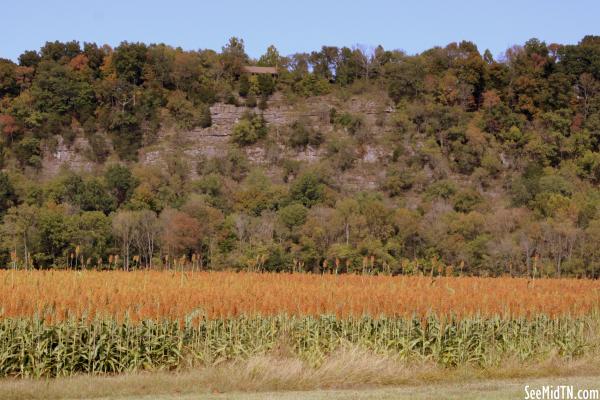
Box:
(525, 385), (599, 400)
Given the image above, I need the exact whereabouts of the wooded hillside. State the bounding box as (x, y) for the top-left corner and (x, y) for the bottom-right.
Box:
(1, 36), (600, 276)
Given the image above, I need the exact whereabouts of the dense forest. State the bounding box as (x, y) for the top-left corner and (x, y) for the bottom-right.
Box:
(1, 36), (600, 277)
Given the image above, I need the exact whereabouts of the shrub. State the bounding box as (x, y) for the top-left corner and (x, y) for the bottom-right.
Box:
(231, 112), (267, 145)
(382, 169), (415, 196)
(245, 93), (257, 108)
(425, 180), (458, 200)
(166, 91), (211, 130)
(452, 189), (483, 213)
(333, 112), (364, 136)
(257, 74), (276, 97)
(326, 136), (356, 171)
(238, 74), (250, 97)
(288, 119), (323, 149)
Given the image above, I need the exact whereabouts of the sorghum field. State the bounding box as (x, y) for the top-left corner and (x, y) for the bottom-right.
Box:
(1, 270), (599, 377)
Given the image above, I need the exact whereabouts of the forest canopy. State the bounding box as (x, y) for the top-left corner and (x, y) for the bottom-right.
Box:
(1, 36), (600, 277)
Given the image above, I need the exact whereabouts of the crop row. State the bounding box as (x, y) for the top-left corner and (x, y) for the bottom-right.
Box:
(0, 315), (596, 377)
(2, 270), (600, 321)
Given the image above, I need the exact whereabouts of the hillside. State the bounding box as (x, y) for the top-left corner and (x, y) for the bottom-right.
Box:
(1, 37), (600, 276)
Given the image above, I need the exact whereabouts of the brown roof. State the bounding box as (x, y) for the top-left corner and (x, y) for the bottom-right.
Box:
(242, 66), (278, 74)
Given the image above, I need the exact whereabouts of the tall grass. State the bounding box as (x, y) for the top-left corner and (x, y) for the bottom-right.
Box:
(0, 314), (597, 378)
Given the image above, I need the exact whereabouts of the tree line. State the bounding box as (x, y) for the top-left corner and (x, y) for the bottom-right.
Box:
(1, 36), (600, 276)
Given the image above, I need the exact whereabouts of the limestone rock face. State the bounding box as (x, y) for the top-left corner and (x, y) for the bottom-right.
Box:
(40, 93), (393, 190)
(42, 136), (95, 177)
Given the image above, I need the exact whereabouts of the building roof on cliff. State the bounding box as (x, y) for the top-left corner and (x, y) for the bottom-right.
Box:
(242, 66), (278, 74)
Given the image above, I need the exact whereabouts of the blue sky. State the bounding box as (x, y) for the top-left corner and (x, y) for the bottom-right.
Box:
(1, 0), (598, 61)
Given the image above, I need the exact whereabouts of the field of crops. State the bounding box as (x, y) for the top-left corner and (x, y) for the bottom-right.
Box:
(2, 270), (600, 320)
(1, 270), (599, 377)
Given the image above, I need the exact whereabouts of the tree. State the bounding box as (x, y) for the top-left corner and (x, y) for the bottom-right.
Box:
(72, 211), (111, 265)
(392, 208), (421, 258)
(386, 58), (425, 102)
(0, 204), (39, 268)
(171, 51), (201, 91)
(58, 174), (116, 214)
(37, 205), (73, 267)
(452, 189), (483, 213)
(0, 173), (17, 216)
(357, 193), (394, 241)
(290, 171), (326, 207)
(14, 137), (42, 169)
(107, 111), (143, 160)
(132, 210), (159, 268)
(220, 37), (248, 78)
(278, 203), (308, 229)
(159, 209), (201, 259)
(30, 60), (95, 120)
(577, 73), (598, 120)
(40, 40), (81, 62)
(584, 219), (600, 278)
(0, 114), (19, 142)
(181, 195), (224, 268)
(83, 42), (107, 77)
(112, 42), (147, 85)
(18, 50), (40, 68)
(112, 210), (136, 270)
(258, 45), (282, 67)
(0, 59), (18, 97)
(334, 198), (360, 245)
(105, 164), (138, 207)
(310, 46), (339, 80)
(353, 44), (375, 81)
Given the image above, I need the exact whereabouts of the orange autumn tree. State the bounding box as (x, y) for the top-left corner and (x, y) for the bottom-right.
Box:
(159, 208), (201, 265)
(0, 114), (19, 142)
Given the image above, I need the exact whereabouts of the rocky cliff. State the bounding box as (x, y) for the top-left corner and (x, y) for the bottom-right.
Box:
(41, 92), (394, 189)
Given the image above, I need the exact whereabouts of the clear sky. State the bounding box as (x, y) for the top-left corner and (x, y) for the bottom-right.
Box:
(1, 0), (599, 61)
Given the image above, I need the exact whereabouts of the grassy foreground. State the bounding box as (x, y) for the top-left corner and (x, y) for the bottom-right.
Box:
(1, 349), (599, 399)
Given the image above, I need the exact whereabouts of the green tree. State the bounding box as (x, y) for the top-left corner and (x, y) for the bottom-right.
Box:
(72, 211), (112, 264)
(278, 203), (308, 229)
(0, 172), (18, 216)
(0, 59), (18, 97)
(31, 61), (94, 118)
(58, 174), (116, 213)
(1, 204), (39, 267)
(258, 45), (282, 67)
(112, 42), (148, 85)
(105, 164), (139, 207)
(14, 137), (41, 169)
(290, 171), (326, 207)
